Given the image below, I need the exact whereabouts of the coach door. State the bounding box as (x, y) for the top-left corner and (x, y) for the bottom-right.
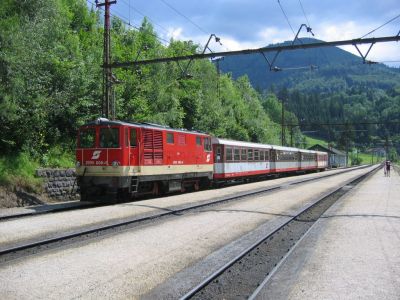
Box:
(297, 151), (302, 170)
(270, 149), (276, 172)
(129, 127), (139, 171)
(213, 145), (224, 174)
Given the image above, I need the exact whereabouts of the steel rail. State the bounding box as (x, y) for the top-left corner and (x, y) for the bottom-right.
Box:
(180, 165), (380, 299)
(0, 165), (372, 262)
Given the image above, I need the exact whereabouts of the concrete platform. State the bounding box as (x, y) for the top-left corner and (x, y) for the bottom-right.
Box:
(255, 167), (400, 299)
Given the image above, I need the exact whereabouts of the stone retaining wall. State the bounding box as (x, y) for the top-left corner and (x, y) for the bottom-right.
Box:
(35, 168), (79, 200)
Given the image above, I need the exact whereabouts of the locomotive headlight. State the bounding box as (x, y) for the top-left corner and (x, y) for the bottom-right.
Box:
(112, 160), (120, 168)
(76, 161), (81, 168)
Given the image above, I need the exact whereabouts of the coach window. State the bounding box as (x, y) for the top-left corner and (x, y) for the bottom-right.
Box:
(100, 127), (119, 148)
(248, 149), (253, 161)
(265, 150), (269, 161)
(276, 152), (281, 161)
(167, 132), (174, 144)
(260, 150), (265, 161)
(226, 147), (233, 161)
(130, 129), (137, 147)
(241, 148), (247, 161)
(234, 148), (240, 161)
(79, 128), (96, 148)
(254, 149), (259, 161)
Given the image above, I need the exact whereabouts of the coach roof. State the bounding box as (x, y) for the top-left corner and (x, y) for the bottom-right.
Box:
(212, 138), (273, 149)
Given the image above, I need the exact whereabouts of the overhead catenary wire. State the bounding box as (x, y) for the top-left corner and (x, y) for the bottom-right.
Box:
(108, 35), (400, 68)
(119, 0), (170, 35)
(157, 0), (230, 52)
(298, 0), (311, 28)
(159, 0), (209, 35)
(87, 0), (171, 46)
(361, 12), (400, 38)
(277, 0), (296, 37)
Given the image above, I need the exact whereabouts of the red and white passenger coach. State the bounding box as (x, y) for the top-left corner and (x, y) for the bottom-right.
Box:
(212, 138), (328, 181)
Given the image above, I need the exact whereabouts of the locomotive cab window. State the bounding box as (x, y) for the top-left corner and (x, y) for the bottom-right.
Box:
(167, 132), (174, 144)
(100, 127), (119, 148)
(204, 137), (212, 151)
(196, 136), (202, 146)
(79, 128), (96, 148)
(130, 129), (137, 147)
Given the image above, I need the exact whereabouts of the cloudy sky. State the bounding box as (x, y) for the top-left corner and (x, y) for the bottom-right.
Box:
(102, 0), (400, 65)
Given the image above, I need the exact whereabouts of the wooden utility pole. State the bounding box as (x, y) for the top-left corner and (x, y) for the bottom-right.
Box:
(290, 125), (293, 147)
(281, 98), (285, 146)
(96, 0), (116, 119)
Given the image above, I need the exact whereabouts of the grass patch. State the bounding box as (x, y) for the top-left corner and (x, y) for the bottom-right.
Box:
(355, 152), (385, 165)
(303, 135), (329, 148)
(0, 146), (75, 193)
(0, 152), (43, 193)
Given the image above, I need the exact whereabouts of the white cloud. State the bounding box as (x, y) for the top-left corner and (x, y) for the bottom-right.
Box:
(318, 21), (362, 41)
(258, 27), (293, 44)
(315, 21), (400, 66)
(166, 27), (184, 40)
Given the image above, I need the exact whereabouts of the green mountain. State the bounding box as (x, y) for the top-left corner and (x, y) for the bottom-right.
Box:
(219, 38), (400, 92)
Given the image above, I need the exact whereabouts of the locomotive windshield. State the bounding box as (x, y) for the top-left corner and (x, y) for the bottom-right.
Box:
(79, 128), (96, 148)
(100, 127), (119, 148)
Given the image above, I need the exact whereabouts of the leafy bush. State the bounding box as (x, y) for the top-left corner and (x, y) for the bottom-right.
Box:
(41, 146), (74, 168)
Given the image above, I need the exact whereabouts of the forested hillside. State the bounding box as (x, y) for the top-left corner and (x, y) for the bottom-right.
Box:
(220, 38), (400, 158)
(0, 0), (302, 167)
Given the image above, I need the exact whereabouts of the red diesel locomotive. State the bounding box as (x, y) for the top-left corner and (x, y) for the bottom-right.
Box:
(76, 118), (213, 201)
(76, 118), (328, 201)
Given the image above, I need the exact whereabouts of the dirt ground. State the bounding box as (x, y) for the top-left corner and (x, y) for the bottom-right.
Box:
(0, 186), (54, 208)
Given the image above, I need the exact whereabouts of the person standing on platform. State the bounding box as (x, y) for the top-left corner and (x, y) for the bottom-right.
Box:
(385, 160), (391, 177)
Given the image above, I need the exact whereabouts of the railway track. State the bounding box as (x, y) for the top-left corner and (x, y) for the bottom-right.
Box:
(180, 165), (380, 299)
(0, 165), (368, 222)
(0, 165), (373, 264)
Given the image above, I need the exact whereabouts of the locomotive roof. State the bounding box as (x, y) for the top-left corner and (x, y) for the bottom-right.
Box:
(81, 118), (210, 136)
